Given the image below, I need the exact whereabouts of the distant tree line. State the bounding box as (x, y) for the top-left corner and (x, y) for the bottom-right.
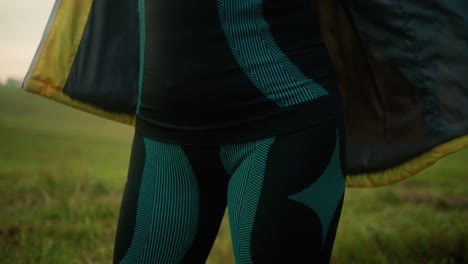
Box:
(0, 77), (22, 88)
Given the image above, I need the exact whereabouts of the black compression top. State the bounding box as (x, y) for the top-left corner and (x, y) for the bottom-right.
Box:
(135, 0), (342, 146)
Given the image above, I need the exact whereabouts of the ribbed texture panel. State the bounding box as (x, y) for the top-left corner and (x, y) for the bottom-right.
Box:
(120, 138), (199, 264)
(136, 0), (145, 114)
(220, 137), (275, 263)
(217, 0), (328, 107)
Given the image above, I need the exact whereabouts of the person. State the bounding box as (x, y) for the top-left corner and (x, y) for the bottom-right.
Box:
(21, 0), (468, 263)
(111, 0), (346, 263)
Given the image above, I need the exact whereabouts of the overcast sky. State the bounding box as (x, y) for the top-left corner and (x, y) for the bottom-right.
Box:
(0, 0), (55, 83)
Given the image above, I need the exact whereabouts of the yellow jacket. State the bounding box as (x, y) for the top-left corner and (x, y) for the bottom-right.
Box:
(21, 0), (468, 187)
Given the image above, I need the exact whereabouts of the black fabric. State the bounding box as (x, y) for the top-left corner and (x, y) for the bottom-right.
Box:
(113, 132), (145, 264)
(262, 0), (338, 84)
(139, 0), (278, 126)
(64, 0), (140, 113)
(178, 145), (230, 263)
(251, 118), (346, 263)
(315, 0), (468, 173)
(136, 93), (341, 146)
(137, 0), (342, 145)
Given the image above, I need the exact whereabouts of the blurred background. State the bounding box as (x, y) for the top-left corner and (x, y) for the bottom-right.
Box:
(0, 0), (467, 263)
(0, 0), (55, 84)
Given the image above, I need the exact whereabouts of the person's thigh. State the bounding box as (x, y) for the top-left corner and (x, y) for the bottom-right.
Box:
(222, 118), (346, 264)
(113, 131), (229, 264)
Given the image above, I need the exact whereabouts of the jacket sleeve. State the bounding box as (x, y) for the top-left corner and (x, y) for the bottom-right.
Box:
(21, 0), (138, 126)
(314, 0), (468, 187)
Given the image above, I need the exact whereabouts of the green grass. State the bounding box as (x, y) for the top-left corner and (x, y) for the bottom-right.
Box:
(0, 86), (466, 264)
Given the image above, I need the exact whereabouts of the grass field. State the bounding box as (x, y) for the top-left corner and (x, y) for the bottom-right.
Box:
(0, 86), (467, 264)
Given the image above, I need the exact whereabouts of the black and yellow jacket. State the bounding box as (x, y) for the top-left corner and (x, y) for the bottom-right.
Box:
(21, 0), (468, 188)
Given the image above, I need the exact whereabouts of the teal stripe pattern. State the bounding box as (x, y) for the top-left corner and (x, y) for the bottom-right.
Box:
(220, 137), (275, 264)
(217, 0), (328, 107)
(120, 138), (199, 263)
(136, 0), (145, 114)
(288, 129), (345, 249)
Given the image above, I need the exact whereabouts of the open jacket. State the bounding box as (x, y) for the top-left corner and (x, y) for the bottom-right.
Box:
(21, 0), (468, 188)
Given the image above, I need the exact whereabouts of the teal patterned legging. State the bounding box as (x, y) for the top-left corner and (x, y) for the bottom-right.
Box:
(113, 118), (346, 264)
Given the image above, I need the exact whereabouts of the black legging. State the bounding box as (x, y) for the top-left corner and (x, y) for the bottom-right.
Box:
(113, 118), (346, 264)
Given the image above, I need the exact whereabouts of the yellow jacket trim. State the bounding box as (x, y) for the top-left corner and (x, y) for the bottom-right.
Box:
(25, 0), (92, 98)
(346, 134), (468, 187)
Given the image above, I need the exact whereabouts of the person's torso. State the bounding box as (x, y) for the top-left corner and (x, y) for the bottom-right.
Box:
(136, 0), (341, 144)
